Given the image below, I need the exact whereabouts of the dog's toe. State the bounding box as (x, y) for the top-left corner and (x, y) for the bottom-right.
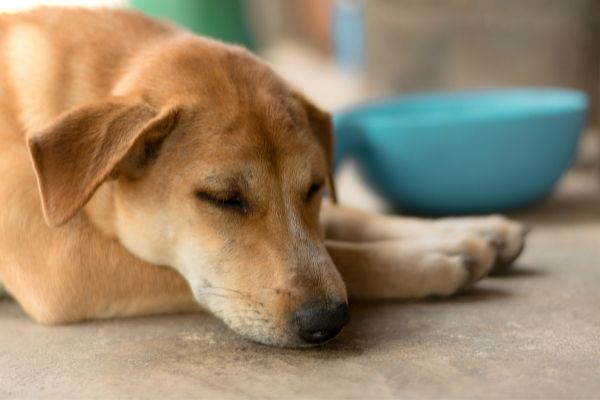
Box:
(493, 221), (529, 268)
(491, 236), (527, 275)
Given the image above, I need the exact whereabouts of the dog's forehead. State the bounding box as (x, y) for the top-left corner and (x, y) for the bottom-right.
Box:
(218, 53), (308, 131)
(182, 108), (323, 167)
(181, 74), (320, 161)
(170, 103), (325, 189)
(146, 39), (319, 142)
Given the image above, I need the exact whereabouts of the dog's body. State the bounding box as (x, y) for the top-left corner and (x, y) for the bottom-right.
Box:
(0, 8), (526, 347)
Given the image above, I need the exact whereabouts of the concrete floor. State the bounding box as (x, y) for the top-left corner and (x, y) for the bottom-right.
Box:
(1, 169), (599, 399)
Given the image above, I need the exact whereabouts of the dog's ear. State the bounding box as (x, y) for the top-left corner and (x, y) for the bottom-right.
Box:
(295, 92), (338, 203)
(27, 97), (180, 227)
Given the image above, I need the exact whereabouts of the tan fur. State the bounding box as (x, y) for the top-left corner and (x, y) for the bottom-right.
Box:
(0, 8), (526, 347)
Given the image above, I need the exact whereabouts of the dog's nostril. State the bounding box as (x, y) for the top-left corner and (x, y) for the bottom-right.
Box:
(294, 302), (350, 344)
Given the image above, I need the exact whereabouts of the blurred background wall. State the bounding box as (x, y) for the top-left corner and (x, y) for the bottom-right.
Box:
(364, 0), (599, 124)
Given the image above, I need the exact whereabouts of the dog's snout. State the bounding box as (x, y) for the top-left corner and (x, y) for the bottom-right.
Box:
(294, 302), (350, 344)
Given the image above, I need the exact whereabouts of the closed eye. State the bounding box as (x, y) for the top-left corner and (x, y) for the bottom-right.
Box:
(306, 181), (324, 202)
(195, 190), (248, 214)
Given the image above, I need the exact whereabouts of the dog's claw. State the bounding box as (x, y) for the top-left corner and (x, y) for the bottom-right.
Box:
(461, 254), (478, 276)
(487, 236), (506, 251)
(491, 240), (527, 275)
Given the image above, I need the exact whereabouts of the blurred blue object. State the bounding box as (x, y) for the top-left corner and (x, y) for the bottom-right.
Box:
(333, 89), (588, 215)
(333, 0), (364, 74)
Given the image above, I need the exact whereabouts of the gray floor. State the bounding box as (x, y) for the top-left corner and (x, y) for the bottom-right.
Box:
(1, 170), (599, 400)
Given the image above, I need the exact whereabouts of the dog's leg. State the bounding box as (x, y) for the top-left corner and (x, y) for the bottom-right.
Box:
(4, 260), (200, 325)
(321, 203), (528, 298)
(321, 202), (528, 267)
(326, 234), (496, 299)
(2, 247), (201, 325)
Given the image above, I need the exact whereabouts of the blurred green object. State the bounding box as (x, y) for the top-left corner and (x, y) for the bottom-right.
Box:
(131, 0), (254, 50)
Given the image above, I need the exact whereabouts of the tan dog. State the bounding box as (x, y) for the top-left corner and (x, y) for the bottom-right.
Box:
(0, 8), (526, 347)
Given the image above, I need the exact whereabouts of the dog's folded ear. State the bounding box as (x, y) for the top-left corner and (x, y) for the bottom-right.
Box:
(295, 91), (338, 203)
(27, 97), (180, 227)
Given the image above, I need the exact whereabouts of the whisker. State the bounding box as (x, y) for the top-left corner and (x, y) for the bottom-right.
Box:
(204, 286), (247, 296)
(195, 288), (268, 309)
(195, 288), (245, 299)
(207, 285), (283, 295)
(194, 291), (231, 299)
(234, 316), (271, 324)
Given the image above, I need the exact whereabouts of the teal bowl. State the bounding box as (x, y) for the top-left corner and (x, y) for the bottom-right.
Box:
(333, 89), (588, 215)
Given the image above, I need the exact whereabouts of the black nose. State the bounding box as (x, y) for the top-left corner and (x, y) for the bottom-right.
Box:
(293, 302), (350, 344)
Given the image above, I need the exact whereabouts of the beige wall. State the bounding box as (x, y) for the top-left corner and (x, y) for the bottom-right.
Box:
(365, 0), (600, 125)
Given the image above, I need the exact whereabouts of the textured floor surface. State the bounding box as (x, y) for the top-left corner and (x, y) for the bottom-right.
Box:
(1, 170), (599, 400)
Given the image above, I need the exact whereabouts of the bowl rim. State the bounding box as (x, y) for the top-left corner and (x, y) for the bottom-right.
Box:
(334, 88), (589, 128)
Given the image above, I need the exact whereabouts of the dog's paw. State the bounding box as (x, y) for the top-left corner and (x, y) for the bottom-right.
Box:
(419, 233), (496, 296)
(478, 215), (528, 268)
(436, 215), (529, 270)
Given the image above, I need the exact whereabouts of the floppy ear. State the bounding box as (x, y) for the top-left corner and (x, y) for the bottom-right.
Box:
(295, 92), (338, 203)
(27, 97), (180, 227)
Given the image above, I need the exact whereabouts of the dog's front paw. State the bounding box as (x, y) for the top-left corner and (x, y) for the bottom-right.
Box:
(437, 215), (529, 270)
(420, 234), (496, 296)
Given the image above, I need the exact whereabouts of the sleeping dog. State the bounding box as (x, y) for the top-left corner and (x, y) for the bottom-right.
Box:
(0, 8), (526, 347)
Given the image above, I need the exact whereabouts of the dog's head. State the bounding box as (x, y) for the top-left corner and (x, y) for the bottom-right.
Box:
(26, 37), (348, 347)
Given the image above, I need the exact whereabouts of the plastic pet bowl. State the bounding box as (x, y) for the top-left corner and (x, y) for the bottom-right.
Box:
(333, 89), (588, 215)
